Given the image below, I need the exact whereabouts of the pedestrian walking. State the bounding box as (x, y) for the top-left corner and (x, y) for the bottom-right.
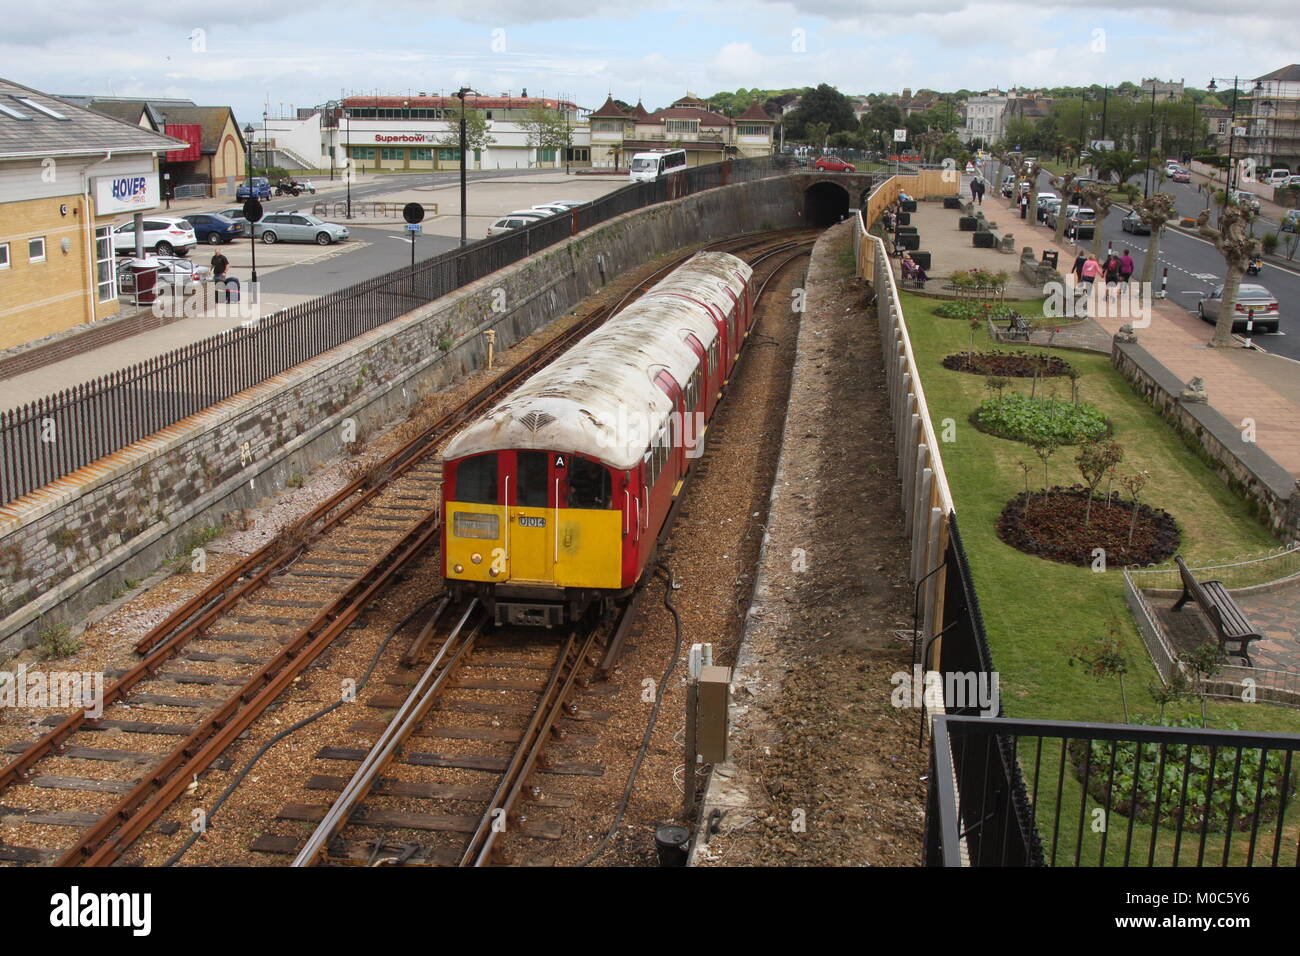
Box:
(1081, 253), (1101, 287)
(1020, 192), (1029, 219)
(1104, 253), (1121, 286)
(1119, 249), (1135, 284)
(1071, 251), (1087, 282)
(210, 250), (229, 280)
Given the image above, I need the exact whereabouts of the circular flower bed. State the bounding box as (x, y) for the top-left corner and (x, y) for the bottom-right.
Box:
(942, 350), (1075, 377)
(972, 394), (1109, 445)
(1070, 721), (1295, 833)
(996, 486), (1180, 566)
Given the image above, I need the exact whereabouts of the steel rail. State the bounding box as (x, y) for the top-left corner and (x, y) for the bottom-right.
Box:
(292, 600), (483, 867)
(57, 514), (441, 867)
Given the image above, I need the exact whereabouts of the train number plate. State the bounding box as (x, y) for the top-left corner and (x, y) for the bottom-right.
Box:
(518, 516), (546, 528)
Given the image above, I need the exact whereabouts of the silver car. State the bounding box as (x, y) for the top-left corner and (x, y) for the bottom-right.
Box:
(1197, 283), (1279, 333)
(255, 212), (349, 245)
(116, 255), (210, 292)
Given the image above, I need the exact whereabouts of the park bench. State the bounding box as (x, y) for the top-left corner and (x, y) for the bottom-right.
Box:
(1003, 312), (1031, 341)
(1171, 556), (1264, 666)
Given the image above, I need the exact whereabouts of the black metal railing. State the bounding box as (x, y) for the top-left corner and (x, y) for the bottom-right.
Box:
(929, 714), (1300, 867)
(0, 156), (785, 505)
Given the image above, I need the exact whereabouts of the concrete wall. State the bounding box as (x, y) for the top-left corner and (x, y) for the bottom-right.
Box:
(0, 173), (805, 657)
(1111, 340), (1300, 540)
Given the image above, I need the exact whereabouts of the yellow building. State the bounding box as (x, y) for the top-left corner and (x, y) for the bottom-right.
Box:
(0, 77), (185, 352)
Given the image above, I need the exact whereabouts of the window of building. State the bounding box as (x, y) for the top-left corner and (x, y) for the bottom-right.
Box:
(380, 147), (405, 160)
(411, 148), (433, 161)
(456, 453), (498, 504)
(438, 148), (462, 161)
(666, 119), (699, 135)
(0, 242), (8, 269)
(28, 237), (45, 263)
(351, 146), (375, 159)
(516, 451), (548, 508)
(592, 120), (621, 132)
(565, 147), (590, 162)
(538, 148), (556, 163)
(95, 226), (115, 302)
(737, 124), (768, 136)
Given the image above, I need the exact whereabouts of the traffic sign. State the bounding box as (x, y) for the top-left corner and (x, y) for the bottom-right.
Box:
(406, 223), (422, 232)
(402, 202), (425, 224)
(243, 198), (263, 223)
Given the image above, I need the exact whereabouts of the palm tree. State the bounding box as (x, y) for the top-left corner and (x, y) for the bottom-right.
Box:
(1134, 193), (1177, 286)
(1198, 203), (1260, 348)
(1081, 183), (1116, 258)
(1097, 149), (1146, 189)
(1050, 170), (1079, 244)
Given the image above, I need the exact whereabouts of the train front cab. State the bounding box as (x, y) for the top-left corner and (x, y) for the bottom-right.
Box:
(444, 450), (634, 626)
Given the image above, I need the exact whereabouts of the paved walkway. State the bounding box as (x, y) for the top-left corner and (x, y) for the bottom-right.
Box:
(908, 191), (1300, 477)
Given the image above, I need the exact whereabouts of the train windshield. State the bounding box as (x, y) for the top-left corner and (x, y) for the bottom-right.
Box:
(456, 453), (498, 504)
(568, 458), (610, 509)
(517, 451), (549, 507)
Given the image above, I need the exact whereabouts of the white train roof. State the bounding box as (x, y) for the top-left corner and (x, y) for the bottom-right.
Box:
(442, 251), (752, 471)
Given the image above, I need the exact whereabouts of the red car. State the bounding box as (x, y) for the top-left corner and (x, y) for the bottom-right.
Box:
(813, 156), (856, 172)
(1170, 169), (1191, 183)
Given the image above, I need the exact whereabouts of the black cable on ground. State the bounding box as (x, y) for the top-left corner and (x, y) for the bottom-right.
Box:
(162, 598), (439, 866)
(580, 563), (684, 866)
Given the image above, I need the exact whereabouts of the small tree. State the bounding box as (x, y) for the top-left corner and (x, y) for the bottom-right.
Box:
(433, 108), (498, 158)
(1134, 192), (1178, 286)
(805, 121), (831, 152)
(1081, 183), (1116, 258)
(984, 375), (1010, 401)
(516, 104), (571, 166)
(1068, 623), (1131, 722)
(1119, 470), (1151, 547)
(1183, 643), (1226, 728)
(1050, 170), (1079, 244)
(1076, 438), (1125, 527)
(968, 316), (981, 357)
(1016, 458), (1033, 498)
(1198, 202), (1259, 348)
(1148, 668), (1192, 722)
(1031, 437), (1060, 501)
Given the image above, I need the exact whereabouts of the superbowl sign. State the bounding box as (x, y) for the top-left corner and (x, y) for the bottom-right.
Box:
(94, 173), (161, 215)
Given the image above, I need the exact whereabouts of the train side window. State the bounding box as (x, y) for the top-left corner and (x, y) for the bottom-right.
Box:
(456, 453), (498, 504)
(568, 458), (610, 509)
(517, 450), (548, 507)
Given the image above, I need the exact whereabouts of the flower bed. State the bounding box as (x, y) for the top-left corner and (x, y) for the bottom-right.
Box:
(996, 486), (1181, 567)
(972, 393), (1109, 445)
(933, 301), (1017, 321)
(942, 350), (1075, 377)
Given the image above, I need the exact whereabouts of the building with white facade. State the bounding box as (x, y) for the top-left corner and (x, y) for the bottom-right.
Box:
(1246, 65), (1300, 174)
(252, 94), (590, 173)
(960, 91), (1010, 145)
(587, 94), (774, 168)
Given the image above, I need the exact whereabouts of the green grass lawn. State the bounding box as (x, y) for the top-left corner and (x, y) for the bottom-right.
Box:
(899, 293), (1300, 737)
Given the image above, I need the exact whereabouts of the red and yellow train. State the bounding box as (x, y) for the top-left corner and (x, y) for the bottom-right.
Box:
(440, 251), (754, 625)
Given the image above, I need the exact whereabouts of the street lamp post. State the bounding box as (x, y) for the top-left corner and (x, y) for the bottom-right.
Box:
(243, 123), (259, 291)
(345, 107), (352, 219)
(456, 87), (477, 247)
(1100, 85), (1109, 142)
(1145, 84), (1158, 198)
(262, 111), (268, 173)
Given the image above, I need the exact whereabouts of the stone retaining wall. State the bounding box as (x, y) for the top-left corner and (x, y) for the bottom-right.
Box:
(0, 175), (806, 657)
(1111, 340), (1300, 540)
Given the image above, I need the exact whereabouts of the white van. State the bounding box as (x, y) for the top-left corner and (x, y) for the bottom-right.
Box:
(1267, 168), (1292, 186)
(630, 148), (687, 182)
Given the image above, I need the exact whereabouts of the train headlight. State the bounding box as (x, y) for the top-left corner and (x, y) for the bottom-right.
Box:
(453, 563), (464, 574)
(471, 552), (483, 564)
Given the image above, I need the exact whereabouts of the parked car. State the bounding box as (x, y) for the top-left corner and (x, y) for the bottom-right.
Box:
(182, 213), (245, 245)
(487, 215), (537, 236)
(1281, 210), (1300, 233)
(1034, 193), (1057, 221)
(254, 212), (349, 245)
(1197, 283), (1280, 333)
(1039, 196), (1062, 221)
(1067, 207), (1097, 239)
(1229, 190), (1261, 214)
(530, 204), (572, 216)
(111, 216), (197, 257)
(508, 209), (555, 219)
(1120, 210), (1151, 235)
(116, 255), (210, 292)
(217, 207), (251, 227)
(1045, 203), (1077, 231)
(236, 177), (272, 201)
(1267, 169), (1292, 186)
(1170, 168), (1191, 183)
(813, 156), (855, 172)
(544, 200), (587, 209)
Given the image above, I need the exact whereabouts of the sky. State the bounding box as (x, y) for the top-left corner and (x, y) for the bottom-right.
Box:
(1, 0), (1293, 125)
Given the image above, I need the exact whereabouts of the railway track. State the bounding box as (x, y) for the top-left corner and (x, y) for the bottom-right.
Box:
(261, 238), (815, 867)
(0, 229), (816, 867)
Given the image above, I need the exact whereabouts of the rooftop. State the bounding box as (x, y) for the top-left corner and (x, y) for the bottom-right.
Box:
(0, 77), (185, 160)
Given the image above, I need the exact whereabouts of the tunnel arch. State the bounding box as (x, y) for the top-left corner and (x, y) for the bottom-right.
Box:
(804, 181), (851, 227)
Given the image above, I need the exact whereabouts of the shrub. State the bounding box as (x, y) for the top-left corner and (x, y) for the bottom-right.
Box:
(38, 622), (80, 660)
(1261, 231), (1279, 255)
(972, 393), (1109, 445)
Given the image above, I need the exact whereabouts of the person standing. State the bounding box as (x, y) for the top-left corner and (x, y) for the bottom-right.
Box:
(210, 250), (231, 306)
(1119, 249), (1135, 284)
(1019, 191), (1029, 219)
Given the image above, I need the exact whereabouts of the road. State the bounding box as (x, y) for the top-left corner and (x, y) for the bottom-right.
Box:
(1020, 167), (1300, 361)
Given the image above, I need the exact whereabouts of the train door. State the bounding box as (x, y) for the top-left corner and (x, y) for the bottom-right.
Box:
(553, 455), (621, 589)
(508, 450), (553, 584)
(654, 369), (685, 487)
